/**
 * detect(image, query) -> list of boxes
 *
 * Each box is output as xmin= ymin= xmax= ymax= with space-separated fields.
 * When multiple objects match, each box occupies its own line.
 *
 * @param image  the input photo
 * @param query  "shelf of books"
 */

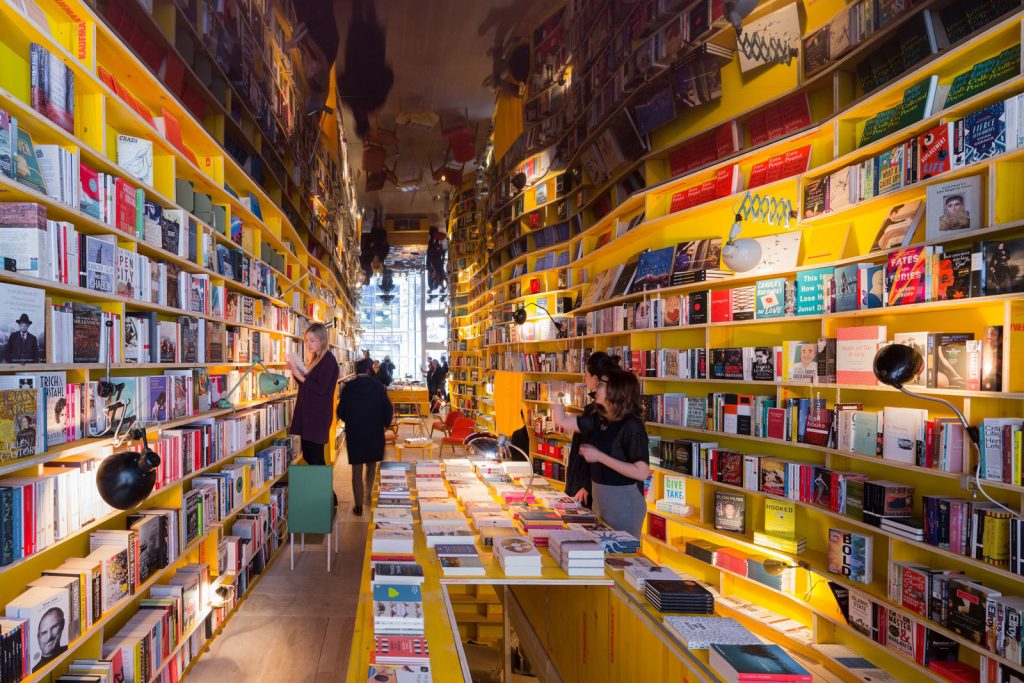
xmin=457 ymin=0 xmax=1024 ymax=679
xmin=0 ymin=0 xmax=356 ymax=680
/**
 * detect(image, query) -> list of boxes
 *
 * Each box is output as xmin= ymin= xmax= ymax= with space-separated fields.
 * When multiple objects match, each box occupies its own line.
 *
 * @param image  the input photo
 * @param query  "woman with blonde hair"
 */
xmin=288 ymin=323 xmax=341 ymax=501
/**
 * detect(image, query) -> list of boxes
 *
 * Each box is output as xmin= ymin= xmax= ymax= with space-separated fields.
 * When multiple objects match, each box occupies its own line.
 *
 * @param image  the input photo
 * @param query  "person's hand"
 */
xmin=579 ymin=444 xmax=603 ymax=464
xmin=573 ymin=487 xmax=589 ymax=505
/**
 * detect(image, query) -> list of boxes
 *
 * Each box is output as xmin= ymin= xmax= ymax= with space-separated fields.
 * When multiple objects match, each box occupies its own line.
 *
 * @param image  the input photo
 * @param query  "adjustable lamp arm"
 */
xmin=515 ymin=302 xmax=565 ymax=334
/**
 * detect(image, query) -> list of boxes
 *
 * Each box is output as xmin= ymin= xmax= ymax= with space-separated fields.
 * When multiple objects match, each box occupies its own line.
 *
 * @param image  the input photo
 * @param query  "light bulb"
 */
xmin=722 ymin=238 xmax=762 ymax=272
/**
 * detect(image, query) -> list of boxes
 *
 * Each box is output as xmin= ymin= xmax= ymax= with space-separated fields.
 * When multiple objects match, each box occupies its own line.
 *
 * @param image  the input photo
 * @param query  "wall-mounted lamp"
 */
xmin=512 ymin=302 xmax=565 ymax=336
xmin=96 ymin=425 xmax=162 ymax=509
xmin=721 ymin=214 xmax=762 ymax=272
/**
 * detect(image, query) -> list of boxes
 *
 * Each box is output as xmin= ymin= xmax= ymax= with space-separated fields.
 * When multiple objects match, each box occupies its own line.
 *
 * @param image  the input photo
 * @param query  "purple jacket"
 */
xmin=288 ymin=353 xmax=340 ymax=444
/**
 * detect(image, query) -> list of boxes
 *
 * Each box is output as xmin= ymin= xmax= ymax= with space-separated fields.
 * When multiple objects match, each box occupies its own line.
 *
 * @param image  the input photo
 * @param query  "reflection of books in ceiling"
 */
xmin=673 ymin=52 xmax=726 ymax=109
xmin=736 ymin=2 xmax=800 ymax=74
xmin=631 ymin=82 xmax=676 ymax=137
xmin=869 ymin=200 xmax=924 ymax=251
xmin=629 ymin=246 xmax=675 ymax=293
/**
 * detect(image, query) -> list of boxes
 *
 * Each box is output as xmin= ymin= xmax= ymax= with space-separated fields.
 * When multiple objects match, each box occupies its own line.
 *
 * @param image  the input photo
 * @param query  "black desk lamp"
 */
xmin=873 ymin=343 xmax=1017 ymax=517
xmin=512 ymin=302 xmax=565 ymax=337
xmin=96 ymin=425 xmax=161 ymax=509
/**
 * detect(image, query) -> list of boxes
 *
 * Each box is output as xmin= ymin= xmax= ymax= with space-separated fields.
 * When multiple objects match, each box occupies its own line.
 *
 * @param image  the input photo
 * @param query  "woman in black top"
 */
xmin=557 ymin=368 xmax=650 ymax=537
xmin=554 ymin=352 xmax=620 ymax=505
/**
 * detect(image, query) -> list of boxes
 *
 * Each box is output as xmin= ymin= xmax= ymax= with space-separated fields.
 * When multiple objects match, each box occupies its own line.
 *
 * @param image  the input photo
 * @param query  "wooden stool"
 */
xmin=396 ymin=439 xmax=434 ymax=461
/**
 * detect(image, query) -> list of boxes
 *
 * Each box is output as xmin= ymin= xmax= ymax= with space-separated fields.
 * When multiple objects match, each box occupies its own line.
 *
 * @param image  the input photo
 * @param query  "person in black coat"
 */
xmin=5 ymin=313 xmax=40 ymax=363
xmin=337 ymin=357 xmax=393 ymax=515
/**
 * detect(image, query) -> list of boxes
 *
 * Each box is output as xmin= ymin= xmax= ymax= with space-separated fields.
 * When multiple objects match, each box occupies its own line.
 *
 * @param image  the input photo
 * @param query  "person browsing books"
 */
xmin=288 ymin=323 xmax=341 ymax=502
xmin=552 ymin=351 xmax=621 ymax=506
xmin=337 ymin=357 xmax=394 ymax=516
xmin=555 ymin=367 xmax=650 ymax=538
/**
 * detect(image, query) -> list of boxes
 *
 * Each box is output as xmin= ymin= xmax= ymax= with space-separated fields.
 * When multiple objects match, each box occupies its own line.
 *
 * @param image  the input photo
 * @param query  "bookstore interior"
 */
xmin=4 ymin=0 xmax=1024 ymax=681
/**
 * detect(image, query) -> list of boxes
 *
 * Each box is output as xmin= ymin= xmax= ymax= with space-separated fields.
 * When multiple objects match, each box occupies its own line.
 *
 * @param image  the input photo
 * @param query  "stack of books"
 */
xmin=470 ymin=510 xmax=514 ymax=529
xmin=663 ymin=616 xmax=763 ymax=650
xmin=585 ymin=527 xmax=641 ymax=554
xmin=434 ymin=544 xmax=485 ymax=577
xmin=493 ymin=535 xmax=543 ymax=577
xmin=372 ymin=634 xmax=430 ymax=668
xmin=373 ymin=508 xmax=414 ymax=525
xmin=625 ymin=563 xmax=683 ymax=592
xmin=421 ymin=519 xmax=474 ymax=547
xmin=550 ymin=537 xmax=605 ymax=577
xmin=684 ymin=539 xmax=721 ymax=564
xmin=644 ymin=579 xmax=716 ymax=614
xmin=371 ymin=529 xmax=414 ymax=555
xmin=746 ymin=557 xmax=796 ymax=593
xmin=372 ymin=583 xmax=424 ymax=635
xmin=753 ymin=531 xmax=807 ymax=554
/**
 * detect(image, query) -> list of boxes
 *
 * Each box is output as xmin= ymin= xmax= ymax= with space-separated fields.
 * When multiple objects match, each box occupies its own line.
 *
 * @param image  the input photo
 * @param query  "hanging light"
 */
xmin=721 ymin=214 xmax=762 ymax=272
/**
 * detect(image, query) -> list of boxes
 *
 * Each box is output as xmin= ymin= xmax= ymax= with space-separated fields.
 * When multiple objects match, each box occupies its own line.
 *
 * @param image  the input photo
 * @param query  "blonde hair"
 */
xmin=305 ymin=323 xmax=330 ymax=367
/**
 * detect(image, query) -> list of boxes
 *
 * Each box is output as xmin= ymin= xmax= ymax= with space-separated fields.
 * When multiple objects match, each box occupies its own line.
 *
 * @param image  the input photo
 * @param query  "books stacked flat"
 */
xmin=714 ymin=547 xmax=751 ymax=576
xmin=663 ymin=616 xmax=763 ymax=650
xmin=605 ymin=556 xmax=657 ymax=573
xmin=479 ymin=526 xmax=519 ymax=548
xmin=503 ymin=461 xmax=533 ymax=478
xmin=625 ymin=563 xmax=683 ymax=592
xmin=753 ymin=531 xmax=807 ymax=554
xmin=421 ymin=521 xmax=474 ymax=547
xmin=746 ymin=557 xmax=796 ymax=593
xmin=516 ymin=509 xmax=563 ymax=530
xmin=371 ymin=529 xmax=414 ymax=555
xmin=372 ymin=584 xmax=424 ymax=635
xmin=434 ymin=544 xmax=485 ymax=577
xmin=684 ymin=539 xmax=721 ymax=564
xmin=879 ymin=516 xmax=924 ymax=541
xmin=588 ymin=528 xmax=641 ymax=554
xmin=709 ymin=643 xmax=811 ymax=682
xmin=371 ymin=562 xmax=424 ymax=586
xmin=418 ymin=497 xmax=459 ymax=512
xmin=470 ymin=510 xmax=514 ymax=529
xmin=373 ymin=634 xmax=430 ymax=667
xmin=554 ymin=540 xmax=605 ymax=577
xmin=374 ymin=508 xmax=414 ymax=525
xmin=420 ymin=510 xmax=466 ymax=525
xmin=644 ymin=579 xmax=715 ymax=614
xmin=493 ymin=535 xmax=543 ymax=577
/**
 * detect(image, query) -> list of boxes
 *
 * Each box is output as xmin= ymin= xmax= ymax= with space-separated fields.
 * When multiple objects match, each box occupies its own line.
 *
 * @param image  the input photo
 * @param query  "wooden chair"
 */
xmin=393 ymin=401 xmax=428 ymax=438
xmin=430 ymin=410 xmax=463 ymax=439
xmin=287 ymin=465 xmax=338 ymax=571
xmin=440 ymin=416 xmax=477 ymax=457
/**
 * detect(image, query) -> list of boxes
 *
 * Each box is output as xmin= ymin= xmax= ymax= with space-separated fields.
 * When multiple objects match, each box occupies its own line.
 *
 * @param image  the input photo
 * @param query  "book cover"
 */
xmin=795 ymin=267 xmax=832 ymax=315
xmin=832 ymin=265 xmax=863 ymax=313
xmin=14 ymin=129 xmax=46 ymax=195
xmin=828 ymin=528 xmax=873 ymax=584
xmin=0 ymin=282 xmax=45 ymax=364
xmin=983 ymin=235 xmax=1024 ymax=295
xmin=743 ymin=232 xmax=802 ymax=277
xmin=964 ymin=100 xmax=1006 ymax=163
xmin=764 ymin=499 xmax=796 ymax=539
xmin=925 ymin=175 xmax=982 ymax=241
xmin=116 ymin=135 xmax=154 ymax=187
xmin=935 ymin=245 xmax=972 ymax=300
xmin=0 ymin=110 xmax=13 ymax=179
xmin=803 ymin=26 xmax=830 ymax=76
xmin=630 ymin=246 xmax=675 ymax=292
xmin=870 ymin=200 xmax=924 ymax=251
xmin=671 ymin=238 xmax=722 ymax=282
xmin=802 ymin=176 xmax=829 ymax=218
xmin=709 ymin=644 xmax=811 ymax=681
xmin=885 ymin=247 xmax=927 ymax=306
xmin=881 ymin=406 xmax=926 ymax=463
xmin=836 ymin=325 xmax=886 ymax=385
xmin=892 ymin=332 xmax=928 ymax=386
xmin=754 ymin=278 xmax=785 ymax=318
xmin=897 ymin=76 xmax=939 ymax=129
xmin=917 ymin=123 xmax=954 ymax=180
xmin=29 ymin=44 xmax=74 ymax=134
xmin=713 ymin=490 xmax=745 ymax=533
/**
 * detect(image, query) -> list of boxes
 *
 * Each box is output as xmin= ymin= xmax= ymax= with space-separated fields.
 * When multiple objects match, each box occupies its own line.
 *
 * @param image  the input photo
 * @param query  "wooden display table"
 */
xmin=395 ymin=438 xmax=435 ymax=461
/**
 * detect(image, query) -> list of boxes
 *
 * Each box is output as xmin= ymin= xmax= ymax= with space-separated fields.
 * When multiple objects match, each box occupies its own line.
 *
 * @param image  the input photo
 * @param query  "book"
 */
xmin=983 ymin=237 xmax=1024 ymax=294
xmin=708 ymin=644 xmax=811 ymax=682
xmin=764 ymin=499 xmax=796 ymax=540
xmin=115 ymin=135 xmax=154 ymax=187
xmin=4 ymin=584 xmax=71 ymax=672
xmin=869 ymin=200 xmax=923 ymax=251
xmin=29 ymin=44 xmax=74 ymax=134
xmin=925 ymin=175 xmax=982 ymax=241
xmin=754 ymin=278 xmax=786 ymax=319
xmin=0 ymin=282 xmax=45 ymax=363
xmin=663 ymin=616 xmax=761 ymax=650
xmin=14 ymin=129 xmax=47 ymax=194
xmin=836 ymin=325 xmax=886 ymax=386
xmin=828 ymin=528 xmax=873 ymax=584
xmin=630 ymin=246 xmax=675 ymax=292
xmin=885 ymin=247 xmax=928 ymax=306
xmin=713 ymin=491 xmax=745 ymax=533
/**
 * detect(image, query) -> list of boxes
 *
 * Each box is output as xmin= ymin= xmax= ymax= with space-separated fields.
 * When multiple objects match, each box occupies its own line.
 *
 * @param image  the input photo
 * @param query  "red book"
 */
xmin=747 ymin=110 xmax=768 ymax=147
xmin=886 ymin=247 xmax=928 ymax=306
xmin=778 ymin=146 xmax=812 ymax=178
xmin=669 ymin=190 xmax=688 ymax=213
xmin=647 ymin=513 xmax=667 ymax=541
xmin=710 ymin=289 xmax=733 ymax=323
xmin=529 ymin=278 xmax=540 ymax=294
xmin=714 ymin=165 xmax=740 ymax=198
xmin=927 ymin=661 xmax=978 ymax=683
xmin=714 ymin=122 xmax=741 ymax=158
xmin=766 ymin=408 xmax=787 ymax=440
xmin=115 ymin=177 xmax=137 ymax=234
xmin=714 ymin=547 xmax=749 ymax=575
xmin=917 ymin=123 xmax=953 ymax=180
xmin=698 ymin=180 xmax=717 ymax=205
xmin=683 ymin=184 xmax=703 ymax=209
xmin=748 ymin=161 xmax=768 ymax=188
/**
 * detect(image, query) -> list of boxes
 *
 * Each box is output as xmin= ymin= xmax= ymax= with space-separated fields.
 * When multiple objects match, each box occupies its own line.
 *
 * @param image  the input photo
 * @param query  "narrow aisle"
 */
xmin=186 ymin=454 xmax=372 ymax=683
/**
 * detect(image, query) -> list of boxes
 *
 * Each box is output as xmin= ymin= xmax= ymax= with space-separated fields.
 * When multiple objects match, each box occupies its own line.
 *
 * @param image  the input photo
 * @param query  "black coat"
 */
xmin=336 ymin=375 xmax=393 ymax=464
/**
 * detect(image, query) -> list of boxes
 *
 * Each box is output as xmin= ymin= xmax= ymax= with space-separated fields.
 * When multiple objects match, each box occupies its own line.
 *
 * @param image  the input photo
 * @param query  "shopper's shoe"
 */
xmin=353 ymin=505 xmax=363 ymax=516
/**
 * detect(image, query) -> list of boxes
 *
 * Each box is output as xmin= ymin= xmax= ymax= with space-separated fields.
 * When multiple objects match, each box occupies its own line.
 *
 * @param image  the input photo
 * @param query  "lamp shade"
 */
xmin=511 ymin=172 xmax=528 ymax=191
xmin=96 ymin=448 xmax=161 ymax=509
xmin=465 ymin=432 xmax=502 ymax=460
xmin=258 ymin=372 xmax=289 ymax=395
xmin=873 ymin=343 xmax=924 ymax=388
xmin=511 ymin=307 xmax=527 ymax=325
xmin=722 ymin=238 xmax=762 ymax=272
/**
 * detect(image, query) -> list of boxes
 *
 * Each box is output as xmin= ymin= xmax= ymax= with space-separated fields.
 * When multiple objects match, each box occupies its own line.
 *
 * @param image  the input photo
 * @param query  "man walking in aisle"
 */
xmin=337 ymin=357 xmax=393 ymax=516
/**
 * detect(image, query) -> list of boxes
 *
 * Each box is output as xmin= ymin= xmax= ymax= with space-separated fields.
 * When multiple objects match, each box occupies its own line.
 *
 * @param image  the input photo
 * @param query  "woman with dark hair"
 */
xmin=555 ymin=368 xmax=649 ymax=537
xmin=337 ymin=357 xmax=394 ymax=515
xmin=553 ymin=351 xmax=621 ymax=505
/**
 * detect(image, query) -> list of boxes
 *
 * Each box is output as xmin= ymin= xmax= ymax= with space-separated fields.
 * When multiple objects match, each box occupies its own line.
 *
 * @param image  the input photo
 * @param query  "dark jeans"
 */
xmin=351 ymin=462 xmax=377 ymax=505
xmin=301 ymin=440 xmax=337 ymax=505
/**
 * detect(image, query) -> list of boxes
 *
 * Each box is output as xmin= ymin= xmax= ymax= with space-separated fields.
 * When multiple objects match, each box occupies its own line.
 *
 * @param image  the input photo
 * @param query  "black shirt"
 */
xmin=579 ymin=412 xmax=648 ymax=493
xmin=565 ymin=403 xmax=598 ymax=497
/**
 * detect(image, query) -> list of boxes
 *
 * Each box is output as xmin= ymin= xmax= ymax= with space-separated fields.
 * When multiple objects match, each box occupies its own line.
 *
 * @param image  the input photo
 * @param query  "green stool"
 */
xmin=287 ymin=465 xmax=339 ymax=571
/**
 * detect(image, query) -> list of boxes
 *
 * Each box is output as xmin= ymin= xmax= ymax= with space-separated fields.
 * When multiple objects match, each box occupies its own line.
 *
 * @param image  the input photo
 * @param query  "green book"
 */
xmin=897 ymin=76 xmax=939 ymax=129
xmin=964 ymin=44 xmax=1020 ymax=100
xmin=845 ymin=479 xmax=865 ymax=520
xmin=851 ymin=411 xmax=879 ymax=455
xmin=14 ymin=128 xmax=46 ymax=194
xmin=135 ymin=188 xmax=146 ymax=240
xmin=860 ymin=106 xmax=902 ymax=145
xmin=944 ymin=69 xmax=973 ymax=108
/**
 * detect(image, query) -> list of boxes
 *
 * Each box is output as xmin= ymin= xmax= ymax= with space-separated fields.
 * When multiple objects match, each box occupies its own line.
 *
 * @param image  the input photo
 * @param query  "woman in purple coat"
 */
xmin=288 ymin=323 xmax=340 ymax=500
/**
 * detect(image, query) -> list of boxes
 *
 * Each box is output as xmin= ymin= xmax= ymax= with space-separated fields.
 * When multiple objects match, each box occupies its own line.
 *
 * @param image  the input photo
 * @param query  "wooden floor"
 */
xmin=187 ymin=448 xmax=386 ymax=683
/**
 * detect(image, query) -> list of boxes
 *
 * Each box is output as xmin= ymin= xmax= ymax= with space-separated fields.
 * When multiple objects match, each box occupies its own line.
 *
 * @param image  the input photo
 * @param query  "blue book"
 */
xmin=630 ymin=246 xmax=675 ymax=293
xmin=372 ymin=584 xmax=423 ymax=602
xmin=964 ymin=101 xmax=1006 ymax=164
xmin=631 ymin=84 xmax=676 ymax=136
xmin=795 ymin=267 xmax=833 ymax=315
xmin=832 ymin=264 xmax=865 ymax=312
xmin=709 ymin=644 xmax=811 ymax=680
xmin=859 ymin=264 xmax=885 ymax=309
xmin=755 ymin=278 xmax=786 ymax=318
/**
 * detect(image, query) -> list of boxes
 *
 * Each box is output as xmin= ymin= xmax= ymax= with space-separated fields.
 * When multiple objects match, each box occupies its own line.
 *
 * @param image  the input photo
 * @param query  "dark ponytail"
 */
xmin=586 ymin=351 xmax=621 ymax=377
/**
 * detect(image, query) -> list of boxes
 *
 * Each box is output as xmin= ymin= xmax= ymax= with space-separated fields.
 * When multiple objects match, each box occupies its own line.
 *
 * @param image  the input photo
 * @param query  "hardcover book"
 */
xmin=630 ymin=246 xmax=675 ymax=292
xmin=869 ymin=200 xmax=923 ymax=251
xmin=836 ymin=325 xmax=886 ymax=385
xmin=885 ymin=247 xmax=928 ymax=306
xmin=713 ymin=491 xmax=745 ymax=533
xmin=828 ymin=528 xmax=873 ymax=584
xmin=709 ymin=644 xmax=811 ymax=682
xmin=925 ymin=175 xmax=982 ymax=241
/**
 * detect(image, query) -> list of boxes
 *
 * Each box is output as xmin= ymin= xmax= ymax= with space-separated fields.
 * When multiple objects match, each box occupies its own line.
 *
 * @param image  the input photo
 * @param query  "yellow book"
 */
xmin=764 ymin=499 xmax=796 ymax=540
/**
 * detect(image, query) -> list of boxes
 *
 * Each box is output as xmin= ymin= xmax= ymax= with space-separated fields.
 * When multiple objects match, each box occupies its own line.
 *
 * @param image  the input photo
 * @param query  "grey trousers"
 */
xmin=592 ymin=480 xmax=646 ymax=539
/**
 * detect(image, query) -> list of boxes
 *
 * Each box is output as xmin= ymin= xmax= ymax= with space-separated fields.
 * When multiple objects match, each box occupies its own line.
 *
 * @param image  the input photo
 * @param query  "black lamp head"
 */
xmin=873 ymin=343 xmax=924 ymax=389
xmin=512 ymin=307 xmax=527 ymax=325
xmin=511 ymin=172 xmax=527 ymax=192
xmin=96 ymin=428 xmax=161 ymax=509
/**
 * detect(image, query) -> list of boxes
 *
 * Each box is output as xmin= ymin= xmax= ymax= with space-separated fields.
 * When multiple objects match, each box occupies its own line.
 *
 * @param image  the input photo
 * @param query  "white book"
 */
xmin=116 ymin=135 xmax=154 ymax=187
xmin=881 ymin=407 xmax=927 ymax=464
